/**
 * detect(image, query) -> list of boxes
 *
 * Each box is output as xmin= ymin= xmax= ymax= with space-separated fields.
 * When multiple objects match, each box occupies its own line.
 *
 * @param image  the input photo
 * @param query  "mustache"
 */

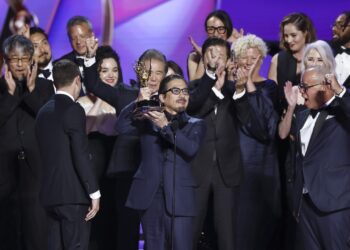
xmin=176 ymin=98 xmax=187 ymax=102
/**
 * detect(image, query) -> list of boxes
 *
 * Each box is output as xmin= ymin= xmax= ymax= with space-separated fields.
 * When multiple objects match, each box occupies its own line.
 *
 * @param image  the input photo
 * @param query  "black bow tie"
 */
xmin=75 ymin=58 xmax=85 ymax=67
xmin=39 ymin=69 xmax=51 ymax=79
xmin=310 ymin=106 xmax=330 ymax=118
xmin=150 ymin=95 xmax=159 ymax=102
xmin=336 ymin=47 xmax=350 ymax=55
xmin=310 ymin=109 xmax=319 ymax=118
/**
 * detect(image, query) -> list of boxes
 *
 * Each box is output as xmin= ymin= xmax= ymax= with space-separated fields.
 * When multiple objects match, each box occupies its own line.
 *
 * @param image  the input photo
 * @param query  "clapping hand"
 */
xmin=235 ymin=67 xmax=248 ymax=93
xmin=227 ymin=28 xmax=244 ymax=43
xmin=284 ymin=81 xmax=298 ymax=108
xmin=214 ymin=64 xmax=226 ymax=91
xmin=26 ymin=61 xmax=38 ymax=93
xmin=189 ymin=36 xmax=202 ymax=56
xmin=226 ymin=58 xmax=238 ymax=82
xmin=4 ymin=64 xmax=16 ymax=95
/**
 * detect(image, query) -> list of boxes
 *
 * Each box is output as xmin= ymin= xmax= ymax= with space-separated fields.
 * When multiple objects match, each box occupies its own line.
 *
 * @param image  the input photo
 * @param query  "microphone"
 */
xmin=170 ymin=116 xmax=178 ymax=250
xmin=170 ymin=119 xmax=179 ymax=133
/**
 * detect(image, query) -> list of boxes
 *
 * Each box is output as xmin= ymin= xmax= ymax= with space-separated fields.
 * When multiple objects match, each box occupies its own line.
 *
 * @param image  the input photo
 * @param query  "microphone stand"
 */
xmin=170 ymin=121 xmax=178 ymax=250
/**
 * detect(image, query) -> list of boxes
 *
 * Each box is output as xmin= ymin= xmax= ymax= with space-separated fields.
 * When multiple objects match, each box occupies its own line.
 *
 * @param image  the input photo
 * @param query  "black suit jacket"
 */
xmin=35 ymin=94 xmax=98 ymax=207
xmin=83 ymin=62 xmax=140 ymax=174
xmin=55 ymin=51 xmax=81 ymax=65
xmin=188 ymin=74 xmax=271 ymax=187
xmin=291 ymin=92 xmax=350 ymax=214
xmin=0 ymin=76 xmax=54 ymax=198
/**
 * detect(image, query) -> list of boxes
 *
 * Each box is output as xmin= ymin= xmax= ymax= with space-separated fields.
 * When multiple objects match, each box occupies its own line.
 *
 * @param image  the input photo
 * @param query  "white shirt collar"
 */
xmin=42 ymin=61 xmax=53 ymax=71
xmin=56 ymin=90 xmax=75 ymax=101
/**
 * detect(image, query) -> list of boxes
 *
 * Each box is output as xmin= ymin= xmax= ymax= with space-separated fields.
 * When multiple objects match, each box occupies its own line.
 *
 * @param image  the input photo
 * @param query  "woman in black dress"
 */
xmin=231 ymin=34 xmax=281 ymax=250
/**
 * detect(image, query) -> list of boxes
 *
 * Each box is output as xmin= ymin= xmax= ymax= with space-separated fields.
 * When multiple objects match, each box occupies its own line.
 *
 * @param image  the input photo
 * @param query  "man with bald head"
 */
xmin=289 ymin=66 xmax=350 ymax=249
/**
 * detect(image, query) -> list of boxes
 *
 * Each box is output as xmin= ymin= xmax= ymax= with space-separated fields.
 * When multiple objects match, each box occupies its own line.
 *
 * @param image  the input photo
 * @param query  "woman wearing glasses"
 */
xmin=187 ymin=10 xmax=243 ymax=81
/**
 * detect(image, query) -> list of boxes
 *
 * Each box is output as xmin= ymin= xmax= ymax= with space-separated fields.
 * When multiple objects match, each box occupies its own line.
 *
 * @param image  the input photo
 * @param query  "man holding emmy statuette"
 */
xmin=116 ymin=74 xmax=206 ymax=250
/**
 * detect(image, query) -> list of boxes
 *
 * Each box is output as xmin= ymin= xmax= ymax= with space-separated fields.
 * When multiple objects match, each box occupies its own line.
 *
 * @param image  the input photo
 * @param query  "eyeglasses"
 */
xmin=165 ymin=87 xmax=190 ymax=95
xmin=332 ymin=22 xmax=350 ymax=29
xmin=7 ymin=56 xmax=31 ymax=64
xmin=298 ymin=82 xmax=323 ymax=92
xmin=206 ymin=26 xmax=227 ymax=35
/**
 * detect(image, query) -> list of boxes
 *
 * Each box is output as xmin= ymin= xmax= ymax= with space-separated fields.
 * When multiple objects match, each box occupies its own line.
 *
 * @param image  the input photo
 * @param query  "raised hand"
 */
xmin=214 ymin=64 xmax=226 ymax=91
xmin=188 ymin=36 xmax=202 ymax=56
xmin=325 ymin=73 xmax=343 ymax=95
xmin=247 ymin=55 xmax=261 ymax=81
xmin=17 ymin=24 xmax=30 ymax=38
xmin=235 ymin=67 xmax=248 ymax=93
xmin=226 ymin=58 xmax=238 ymax=82
xmin=4 ymin=64 xmax=16 ymax=95
xmin=86 ymin=35 xmax=98 ymax=58
xmin=26 ymin=61 xmax=38 ymax=93
xmin=284 ymin=81 xmax=298 ymax=108
xmin=227 ymin=27 xmax=244 ymax=43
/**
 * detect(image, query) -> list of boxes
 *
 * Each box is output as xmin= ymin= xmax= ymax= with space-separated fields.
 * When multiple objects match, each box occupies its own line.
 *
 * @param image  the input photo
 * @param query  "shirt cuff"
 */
xmin=337 ymin=87 xmax=346 ymax=97
xmin=84 ymin=57 xmax=96 ymax=67
xmin=89 ymin=190 xmax=101 ymax=199
xmin=233 ymin=89 xmax=246 ymax=100
xmin=211 ymin=86 xmax=224 ymax=99
xmin=206 ymin=69 xmax=216 ymax=80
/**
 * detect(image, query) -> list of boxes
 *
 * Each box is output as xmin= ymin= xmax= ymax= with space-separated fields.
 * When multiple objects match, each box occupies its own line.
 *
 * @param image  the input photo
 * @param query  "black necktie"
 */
xmin=39 ymin=69 xmax=51 ymax=79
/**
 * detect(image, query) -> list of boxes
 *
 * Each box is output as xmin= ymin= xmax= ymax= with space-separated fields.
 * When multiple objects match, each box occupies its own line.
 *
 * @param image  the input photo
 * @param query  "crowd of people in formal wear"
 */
xmin=0 ymin=8 xmax=350 ymax=250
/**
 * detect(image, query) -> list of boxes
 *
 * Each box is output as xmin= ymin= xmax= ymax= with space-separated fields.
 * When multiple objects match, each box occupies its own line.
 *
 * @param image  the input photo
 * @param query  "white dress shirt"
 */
xmin=300 ymin=88 xmax=346 ymax=156
xmin=205 ymin=70 xmax=245 ymax=114
xmin=335 ymin=46 xmax=350 ymax=85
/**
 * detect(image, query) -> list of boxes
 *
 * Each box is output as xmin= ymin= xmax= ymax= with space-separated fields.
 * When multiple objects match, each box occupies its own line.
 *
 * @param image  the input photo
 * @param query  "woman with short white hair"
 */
xmin=231 ymin=34 xmax=282 ymax=250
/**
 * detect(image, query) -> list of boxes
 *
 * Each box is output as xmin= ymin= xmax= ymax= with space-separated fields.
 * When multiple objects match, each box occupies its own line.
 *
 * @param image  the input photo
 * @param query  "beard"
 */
xmin=333 ymin=32 xmax=350 ymax=46
xmin=37 ymin=55 xmax=51 ymax=68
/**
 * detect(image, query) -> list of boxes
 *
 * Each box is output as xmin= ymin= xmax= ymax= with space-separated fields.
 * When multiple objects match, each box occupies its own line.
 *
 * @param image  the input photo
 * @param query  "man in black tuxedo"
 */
xmin=29 ymin=27 xmax=54 ymax=84
xmin=35 ymin=59 xmax=100 ymax=250
xmin=332 ymin=11 xmax=350 ymax=87
xmin=0 ymin=35 xmax=54 ymax=250
xmin=287 ymin=66 xmax=350 ymax=250
xmin=188 ymin=37 xmax=272 ymax=250
xmin=56 ymin=15 xmax=97 ymax=95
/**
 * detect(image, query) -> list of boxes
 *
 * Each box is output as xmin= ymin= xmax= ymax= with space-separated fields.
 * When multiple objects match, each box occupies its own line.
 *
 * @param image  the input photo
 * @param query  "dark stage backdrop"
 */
xmin=0 ymin=0 xmax=347 ymax=82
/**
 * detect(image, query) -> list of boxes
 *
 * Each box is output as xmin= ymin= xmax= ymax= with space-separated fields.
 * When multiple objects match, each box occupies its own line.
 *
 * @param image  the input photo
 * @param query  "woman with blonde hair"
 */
xmin=231 ymin=34 xmax=281 ymax=250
